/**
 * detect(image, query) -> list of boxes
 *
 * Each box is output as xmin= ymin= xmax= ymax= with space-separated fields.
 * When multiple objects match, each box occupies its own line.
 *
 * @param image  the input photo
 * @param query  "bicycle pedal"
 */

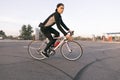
xmin=49 ymin=50 xmax=55 ymax=56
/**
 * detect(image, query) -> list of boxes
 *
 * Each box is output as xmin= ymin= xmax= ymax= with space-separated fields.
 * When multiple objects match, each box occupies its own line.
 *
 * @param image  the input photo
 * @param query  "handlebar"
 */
xmin=67 ymin=31 xmax=74 ymax=36
xmin=53 ymin=31 xmax=74 ymax=40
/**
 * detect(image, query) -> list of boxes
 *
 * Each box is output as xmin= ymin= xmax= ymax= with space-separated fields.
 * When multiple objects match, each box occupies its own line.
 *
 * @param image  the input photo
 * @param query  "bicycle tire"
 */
xmin=60 ymin=40 xmax=83 ymax=61
xmin=28 ymin=40 xmax=47 ymax=60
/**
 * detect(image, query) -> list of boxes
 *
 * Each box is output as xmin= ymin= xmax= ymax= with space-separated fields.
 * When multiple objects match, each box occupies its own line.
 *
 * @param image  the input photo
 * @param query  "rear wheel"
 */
xmin=28 ymin=40 xmax=47 ymax=60
xmin=60 ymin=41 xmax=83 ymax=61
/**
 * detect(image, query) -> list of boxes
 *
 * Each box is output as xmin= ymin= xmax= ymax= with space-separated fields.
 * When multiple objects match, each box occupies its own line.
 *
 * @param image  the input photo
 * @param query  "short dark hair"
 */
xmin=56 ymin=3 xmax=64 ymax=8
xmin=55 ymin=3 xmax=64 ymax=12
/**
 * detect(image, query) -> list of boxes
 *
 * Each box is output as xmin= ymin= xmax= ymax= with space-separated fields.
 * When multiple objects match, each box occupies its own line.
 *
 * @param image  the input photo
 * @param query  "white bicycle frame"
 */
xmin=52 ymin=32 xmax=72 ymax=53
xmin=41 ymin=32 xmax=72 ymax=53
xmin=53 ymin=36 xmax=67 ymax=50
xmin=38 ymin=31 xmax=73 ymax=56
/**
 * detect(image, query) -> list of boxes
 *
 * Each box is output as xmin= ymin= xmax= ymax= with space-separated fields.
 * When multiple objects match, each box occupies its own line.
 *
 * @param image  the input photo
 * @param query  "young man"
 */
xmin=39 ymin=3 xmax=72 ymax=57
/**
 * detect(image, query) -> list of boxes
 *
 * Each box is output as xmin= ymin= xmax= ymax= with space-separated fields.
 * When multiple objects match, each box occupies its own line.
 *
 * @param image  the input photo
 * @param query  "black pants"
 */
xmin=41 ymin=27 xmax=60 ymax=52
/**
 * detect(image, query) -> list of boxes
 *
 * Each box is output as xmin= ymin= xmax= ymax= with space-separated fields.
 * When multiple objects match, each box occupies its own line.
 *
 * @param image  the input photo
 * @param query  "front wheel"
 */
xmin=60 ymin=41 xmax=83 ymax=61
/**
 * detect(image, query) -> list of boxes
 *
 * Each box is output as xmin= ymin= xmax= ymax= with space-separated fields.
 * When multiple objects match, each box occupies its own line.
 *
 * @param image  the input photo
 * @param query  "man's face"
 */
xmin=57 ymin=5 xmax=64 ymax=14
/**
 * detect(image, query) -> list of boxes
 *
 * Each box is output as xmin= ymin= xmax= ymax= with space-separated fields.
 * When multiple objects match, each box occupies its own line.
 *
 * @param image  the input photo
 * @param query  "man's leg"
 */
xmin=50 ymin=28 xmax=60 ymax=37
xmin=44 ymin=33 xmax=55 ymax=53
xmin=41 ymin=27 xmax=54 ymax=57
xmin=41 ymin=27 xmax=59 ymax=57
xmin=49 ymin=28 xmax=60 ymax=45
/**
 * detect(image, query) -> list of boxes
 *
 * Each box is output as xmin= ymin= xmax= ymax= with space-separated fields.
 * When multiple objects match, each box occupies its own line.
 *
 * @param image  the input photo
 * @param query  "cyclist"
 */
xmin=39 ymin=3 xmax=72 ymax=57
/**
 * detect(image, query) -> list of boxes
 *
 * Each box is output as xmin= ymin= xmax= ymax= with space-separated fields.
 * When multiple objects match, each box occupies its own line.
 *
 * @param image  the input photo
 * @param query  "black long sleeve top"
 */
xmin=42 ymin=11 xmax=69 ymax=36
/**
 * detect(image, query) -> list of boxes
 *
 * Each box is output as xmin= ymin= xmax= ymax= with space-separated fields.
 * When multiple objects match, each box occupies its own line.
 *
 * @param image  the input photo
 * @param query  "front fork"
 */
xmin=65 ymin=41 xmax=72 ymax=53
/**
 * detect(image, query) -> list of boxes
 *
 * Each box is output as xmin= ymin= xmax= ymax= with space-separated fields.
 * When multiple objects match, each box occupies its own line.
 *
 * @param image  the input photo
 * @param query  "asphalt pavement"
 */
xmin=0 ymin=40 xmax=120 ymax=80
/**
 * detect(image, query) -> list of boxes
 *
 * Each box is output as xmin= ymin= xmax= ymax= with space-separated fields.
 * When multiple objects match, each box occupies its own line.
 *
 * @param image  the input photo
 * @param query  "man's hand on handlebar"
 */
xmin=68 ymin=30 xmax=74 ymax=36
xmin=65 ymin=30 xmax=74 ymax=41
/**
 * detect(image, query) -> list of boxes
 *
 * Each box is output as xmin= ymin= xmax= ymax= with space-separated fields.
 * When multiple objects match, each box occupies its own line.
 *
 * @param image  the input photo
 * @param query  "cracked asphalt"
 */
xmin=0 ymin=40 xmax=120 ymax=80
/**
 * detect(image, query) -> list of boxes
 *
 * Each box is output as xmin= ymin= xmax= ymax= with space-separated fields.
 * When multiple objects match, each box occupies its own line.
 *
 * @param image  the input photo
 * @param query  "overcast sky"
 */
xmin=0 ymin=0 xmax=120 ymax=37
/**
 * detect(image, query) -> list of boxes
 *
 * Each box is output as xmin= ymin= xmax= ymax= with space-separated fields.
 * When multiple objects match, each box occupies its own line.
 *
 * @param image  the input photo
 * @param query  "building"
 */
xmin=103 ymin=32 xmax=120 ymax=41
xmin=35 ymin=28 xmax=40 ymax=40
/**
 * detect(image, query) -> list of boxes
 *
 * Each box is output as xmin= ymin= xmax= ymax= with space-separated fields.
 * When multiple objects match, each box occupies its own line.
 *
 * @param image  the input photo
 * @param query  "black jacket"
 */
xmin=42 ymin=11 xmax=69 ymax=36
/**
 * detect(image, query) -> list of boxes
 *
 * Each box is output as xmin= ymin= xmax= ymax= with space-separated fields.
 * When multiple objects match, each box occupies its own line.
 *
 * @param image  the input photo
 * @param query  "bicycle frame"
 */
xmin=40 ymin=31 xmax=73 ymax=53
xmin=53 ymin=37 xmax=67 ymax=51
xmin=53 ymin=31 xmax=74 ymax=51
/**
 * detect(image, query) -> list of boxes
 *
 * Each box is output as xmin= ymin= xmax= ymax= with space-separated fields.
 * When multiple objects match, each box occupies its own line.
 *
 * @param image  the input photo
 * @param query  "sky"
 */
xmin=0 ymin=0 xmax=120 ymax=37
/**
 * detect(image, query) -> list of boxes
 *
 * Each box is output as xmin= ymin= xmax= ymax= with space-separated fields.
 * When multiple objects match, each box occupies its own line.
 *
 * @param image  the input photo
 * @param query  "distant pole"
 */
xmin=102 ymin=35 xmax=105 ymax=41
xmin=92 ymin=35 xmax=96 ymax=41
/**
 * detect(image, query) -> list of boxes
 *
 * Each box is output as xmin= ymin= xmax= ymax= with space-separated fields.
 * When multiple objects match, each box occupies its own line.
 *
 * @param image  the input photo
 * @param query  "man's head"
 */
xmin=56 ymin=3 xmax=64 ymax=14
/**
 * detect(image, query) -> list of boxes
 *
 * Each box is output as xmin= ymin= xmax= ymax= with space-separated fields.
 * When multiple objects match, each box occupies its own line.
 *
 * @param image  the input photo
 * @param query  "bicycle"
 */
xmin=28 ymin=31 xmax=83 ymax=61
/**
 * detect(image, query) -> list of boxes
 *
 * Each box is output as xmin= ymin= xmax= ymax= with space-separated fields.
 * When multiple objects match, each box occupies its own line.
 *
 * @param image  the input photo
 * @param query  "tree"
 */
xmin=0 ymin=30 xmax=6 ymax=38
xmin=7 ymin=35 xmax=14 ymax=39
xmin=19 ymin=24 xmax=33 ymax=40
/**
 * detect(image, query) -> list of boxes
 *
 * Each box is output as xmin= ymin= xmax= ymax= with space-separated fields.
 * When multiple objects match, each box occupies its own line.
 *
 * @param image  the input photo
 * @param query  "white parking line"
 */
xmin=23 ymin=46 xmax=28 ymax=48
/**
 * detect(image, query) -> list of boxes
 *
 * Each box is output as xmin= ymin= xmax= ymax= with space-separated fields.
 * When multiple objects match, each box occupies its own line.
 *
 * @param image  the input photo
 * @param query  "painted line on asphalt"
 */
xmin=23 ymin=46 xmax=28 ymax=48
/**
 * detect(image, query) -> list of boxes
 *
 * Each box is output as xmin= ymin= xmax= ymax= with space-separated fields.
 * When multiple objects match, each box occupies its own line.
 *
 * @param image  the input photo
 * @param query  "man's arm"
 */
xmin=61 ymin=19 xmax=69 ymax=31
xmin=54 ymin=13 xmax=67 ymax=36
